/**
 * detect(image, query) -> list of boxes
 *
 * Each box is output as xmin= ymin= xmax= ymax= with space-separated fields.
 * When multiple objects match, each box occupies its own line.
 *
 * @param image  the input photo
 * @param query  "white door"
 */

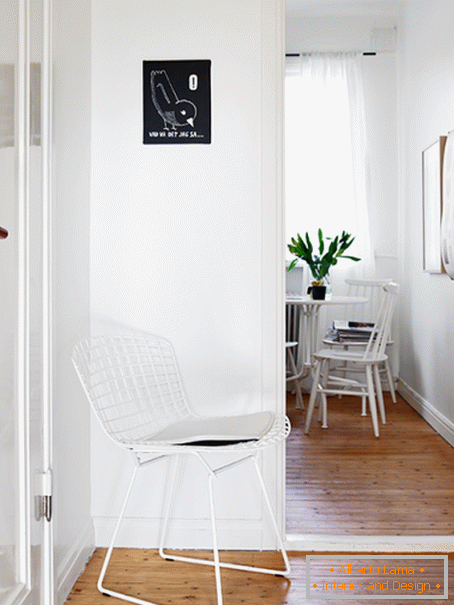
xmin=0 ymin=1 xmax=53 ymax=604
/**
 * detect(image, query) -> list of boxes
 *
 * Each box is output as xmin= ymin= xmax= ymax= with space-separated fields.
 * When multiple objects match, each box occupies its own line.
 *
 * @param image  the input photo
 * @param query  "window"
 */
xmin=285 ymin=53 xmax=374 ymax=282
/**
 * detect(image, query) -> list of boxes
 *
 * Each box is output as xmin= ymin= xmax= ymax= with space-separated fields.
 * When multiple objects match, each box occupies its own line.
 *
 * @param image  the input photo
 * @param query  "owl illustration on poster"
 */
xmin=143 ymin=60 xmax=211 ymax=145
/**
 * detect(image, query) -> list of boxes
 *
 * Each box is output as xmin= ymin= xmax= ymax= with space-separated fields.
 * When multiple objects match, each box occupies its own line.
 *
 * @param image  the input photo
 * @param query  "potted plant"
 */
xmin=287 ymin=229 xmax=361 ymax=299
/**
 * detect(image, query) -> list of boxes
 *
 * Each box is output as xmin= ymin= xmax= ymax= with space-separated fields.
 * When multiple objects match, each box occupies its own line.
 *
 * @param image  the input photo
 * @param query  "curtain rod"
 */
xmin=286 ymin=51 xmax=377 ymax=57
xmin=285 ymin=51 xmax=399 ymax=57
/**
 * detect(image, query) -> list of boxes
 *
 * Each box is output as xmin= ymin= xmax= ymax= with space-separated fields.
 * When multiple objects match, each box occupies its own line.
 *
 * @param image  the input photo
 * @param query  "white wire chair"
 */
xmin=72 ymin=333 xmax=291 ymax=605
xmin=305 ymin=282 xmax=400 ymax=438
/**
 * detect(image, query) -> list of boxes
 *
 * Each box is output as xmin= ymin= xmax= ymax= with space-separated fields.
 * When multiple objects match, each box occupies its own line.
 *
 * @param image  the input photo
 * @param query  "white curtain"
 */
xmin=285 ymin=52 xmax=375 ymax=295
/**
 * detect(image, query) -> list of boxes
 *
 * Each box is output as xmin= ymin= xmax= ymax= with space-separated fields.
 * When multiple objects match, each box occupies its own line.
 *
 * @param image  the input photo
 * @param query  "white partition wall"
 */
xmin=51 ymin=0 xmax=93 ymax=602
xmin=90 ymin=0 xmax=285 ymax=550
xmin=398 ymin=0 xmax=454 ymax=444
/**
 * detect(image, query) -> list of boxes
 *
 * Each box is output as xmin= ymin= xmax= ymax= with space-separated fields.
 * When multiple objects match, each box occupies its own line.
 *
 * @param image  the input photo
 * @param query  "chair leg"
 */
xmin=338 ymin=352 xmax=348 ymax=399
xmin=361 ymin=392 xmax=367 ymax=416
xmin=97 ymin=463 xmax=159 ymax=605
xmin=159 ymin=454 xmax=290 ymax=578
xmin=384 ymin=359 xmax=397 ymax=403
xmin=158 ymin=454 xmax=181 ymax=559
xmin=294 ymin=381 xmax=305 ymax=410
xmin=305 ymin=359 xmax=323 ymax=434
xmin=374 ymin=364 xmax=386 ymax=425
xmin=365 ymin=366 xmax=380 ymax=437
xmin=251 ymin=457 xmax=290 ymax=576
xmin=320 ymin=360 xmax=329 ymax=429
xmin=101 ymin=452 xmax=289 ymax=605
xmin=286 ymin=348 xmax=304 ymax=410
xmin=208 ymin=473 xmax=223 ymax=605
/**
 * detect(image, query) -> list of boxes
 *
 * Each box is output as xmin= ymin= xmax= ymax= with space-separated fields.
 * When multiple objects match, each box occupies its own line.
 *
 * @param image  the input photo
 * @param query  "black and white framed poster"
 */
xmin=143 ymin=60 xmax=211 ymax=145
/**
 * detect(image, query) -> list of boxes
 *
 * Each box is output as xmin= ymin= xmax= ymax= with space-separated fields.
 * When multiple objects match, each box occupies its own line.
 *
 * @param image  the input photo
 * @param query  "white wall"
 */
xmin=397 ymin=0 xmax=454 ymax=442
xmin=286 ymin=13 xmax=397 ymax=52
xmin=52 ymin=0 xmax=93 ymax=601
xmin=90 ymin=0 xmax=284 ymax=549
xmin=362 ymin=51 xmax=400 ymax=283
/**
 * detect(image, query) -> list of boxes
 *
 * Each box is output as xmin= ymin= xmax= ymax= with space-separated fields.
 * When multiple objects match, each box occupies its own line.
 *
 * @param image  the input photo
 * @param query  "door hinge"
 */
xmin=35 ymin=470 xmax=52 ymax=522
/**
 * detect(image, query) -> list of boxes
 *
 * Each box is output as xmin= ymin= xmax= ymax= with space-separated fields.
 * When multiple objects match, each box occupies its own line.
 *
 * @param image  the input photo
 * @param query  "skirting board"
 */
xmin=397 ymin=378 xmax=454 ymax=448
xmin=286 ymin=534 xmax=454 ymax=553
xmin=93 ymin=517 xmax=277 ymax=550
xmin=56 ymin=520 xmax=95 ymax=605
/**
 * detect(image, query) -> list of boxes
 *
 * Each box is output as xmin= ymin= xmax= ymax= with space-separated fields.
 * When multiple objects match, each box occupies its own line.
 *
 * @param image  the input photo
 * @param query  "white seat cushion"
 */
xmin=148 ymin=411 xmax=276 ymax=444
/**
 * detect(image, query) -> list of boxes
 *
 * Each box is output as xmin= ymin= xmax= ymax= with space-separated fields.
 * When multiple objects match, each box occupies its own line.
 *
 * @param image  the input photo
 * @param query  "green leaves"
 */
xmin=318 ymin=228 xmax=324 ymax=255
xmin=287 ymin=229 xmax=361 ymax=284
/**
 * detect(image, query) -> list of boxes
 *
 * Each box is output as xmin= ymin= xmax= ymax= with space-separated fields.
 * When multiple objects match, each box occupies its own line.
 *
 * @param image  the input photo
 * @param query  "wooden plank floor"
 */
xmin=66 ymin=391 xmax=454 ymax=604
xmin=66 ymin=549 xmax=453 ymax=605
xmin=286 ymin=391 xmax=454 ymax=535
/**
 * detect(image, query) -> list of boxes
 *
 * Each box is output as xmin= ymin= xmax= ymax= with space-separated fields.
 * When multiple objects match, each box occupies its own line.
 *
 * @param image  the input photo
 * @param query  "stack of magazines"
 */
xmin=326 ymin=320 xmax=375 ymax=343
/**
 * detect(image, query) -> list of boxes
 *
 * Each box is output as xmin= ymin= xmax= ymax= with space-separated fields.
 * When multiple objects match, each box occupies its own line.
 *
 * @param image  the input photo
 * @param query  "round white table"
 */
xmin=286 ymin=295 xmax=368 ymax=406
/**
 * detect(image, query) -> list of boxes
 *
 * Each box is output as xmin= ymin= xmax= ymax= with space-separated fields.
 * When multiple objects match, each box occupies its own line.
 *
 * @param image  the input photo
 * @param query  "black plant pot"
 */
xmin=307 ymin=285 xmax=326 ymax=300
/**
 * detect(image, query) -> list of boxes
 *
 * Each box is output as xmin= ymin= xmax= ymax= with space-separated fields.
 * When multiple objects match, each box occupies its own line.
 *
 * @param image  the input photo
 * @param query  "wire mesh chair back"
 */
xmin=71 ymin=334 xmax=195 ymax=446
xmin=362 ymin=281 xmax=399 ymax=361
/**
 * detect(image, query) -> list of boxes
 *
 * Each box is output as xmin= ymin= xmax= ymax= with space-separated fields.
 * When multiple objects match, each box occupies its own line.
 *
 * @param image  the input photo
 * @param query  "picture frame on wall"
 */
xmin=143 ymin=59 xmax=211 ymax=145
xmin=441 ymin=129 xmax=454 ymax=279
xmin=422 ymin=136 xmax=447 ymax=273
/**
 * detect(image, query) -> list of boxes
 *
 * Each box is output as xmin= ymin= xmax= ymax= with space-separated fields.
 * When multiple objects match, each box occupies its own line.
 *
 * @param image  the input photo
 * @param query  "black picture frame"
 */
xmin=143 ymin=59 xmax=211 ymax=145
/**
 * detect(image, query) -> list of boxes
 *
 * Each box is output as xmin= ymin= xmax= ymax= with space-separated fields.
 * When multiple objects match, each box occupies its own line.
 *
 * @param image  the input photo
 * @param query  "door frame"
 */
xmin=10 ymin=1 xmax=54 ymax=603
xmin=41 ymin=0 xmax=54 ymax=600
xmin=279 ymin=17 xmax=454 ymax=555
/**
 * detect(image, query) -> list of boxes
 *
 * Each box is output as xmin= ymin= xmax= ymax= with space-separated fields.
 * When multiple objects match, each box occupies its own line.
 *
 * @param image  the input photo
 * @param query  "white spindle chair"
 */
xmin=323 ymin=278 xmax=397 ymax=407
xmin=305 ymin=281 xmax=399 ymax=437
xmin=72 ymin=333 xmax=290 ymax=605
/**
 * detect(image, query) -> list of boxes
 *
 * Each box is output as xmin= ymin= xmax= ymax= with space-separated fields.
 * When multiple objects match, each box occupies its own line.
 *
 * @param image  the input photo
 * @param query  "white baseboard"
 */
xmin=93 ymin=516 xmax=272 ymax=550
xmin=286 ymin=534 xmax=454 ymax=552
xmin=397 ymin=378 xmax=454 ymax=447
xmin=56 ymin=520 xmax=95 ymax=605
